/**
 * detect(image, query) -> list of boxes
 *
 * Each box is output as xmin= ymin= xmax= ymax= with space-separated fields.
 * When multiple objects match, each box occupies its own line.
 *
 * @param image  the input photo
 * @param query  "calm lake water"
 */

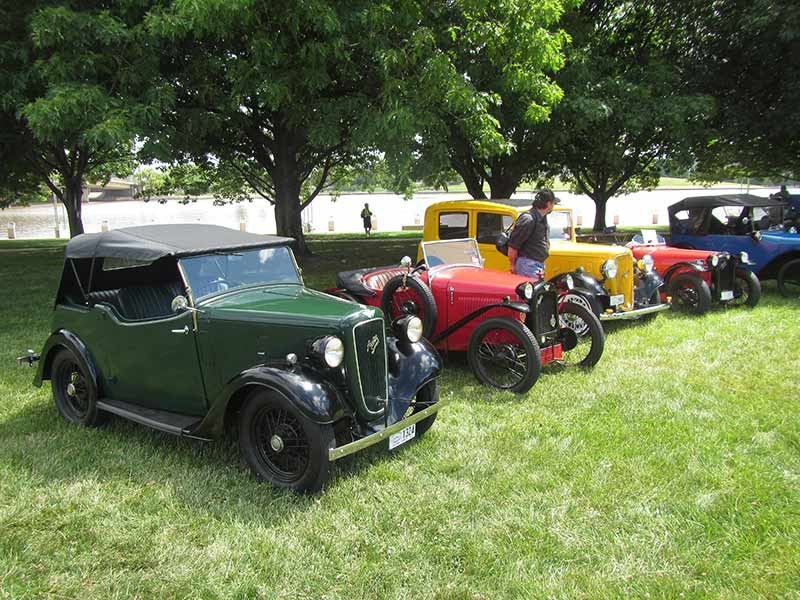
xmin=1 ymin=186 xmax=787 ymax=239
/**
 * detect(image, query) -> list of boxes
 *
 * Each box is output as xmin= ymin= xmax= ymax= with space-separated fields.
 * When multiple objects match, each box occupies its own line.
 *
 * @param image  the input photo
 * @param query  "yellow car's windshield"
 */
xmin=548 ymin=210 xmax=573 ymax=242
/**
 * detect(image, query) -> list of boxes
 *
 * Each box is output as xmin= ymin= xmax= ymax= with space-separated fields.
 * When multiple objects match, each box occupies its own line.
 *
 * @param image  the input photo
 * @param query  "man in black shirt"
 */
xmin=508 ymin=189 xmax=560 ymax=279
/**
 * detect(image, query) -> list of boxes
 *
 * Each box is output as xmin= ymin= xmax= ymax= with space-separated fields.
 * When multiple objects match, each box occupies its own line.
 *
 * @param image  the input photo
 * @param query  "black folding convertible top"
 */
xmin=668 ymin=194 xmax=780 ymax=217
xmin=65 ymin=224 xmax=293 ymax=262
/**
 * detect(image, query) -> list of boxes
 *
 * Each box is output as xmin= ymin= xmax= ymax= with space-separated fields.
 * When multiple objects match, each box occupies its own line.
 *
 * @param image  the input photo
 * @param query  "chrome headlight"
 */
xmin=707 ymin=254 xmax=719 ymax=268
xmin=565 ymin=274 xmax=574 ymax=290
xmin=312 ymin=336 xmax=344 ymax=368
xmin=405 ymin=316 xmax=424 ymax=343
xmin=739 ymin=251 xmax=749 ymax=263
xmin=638 ymin=254 xmax=654 ymax=273
xmin=601 ymin=259 xmax=618 ymax=279
xmin=517 ymin=282 xmax=534 ymax=300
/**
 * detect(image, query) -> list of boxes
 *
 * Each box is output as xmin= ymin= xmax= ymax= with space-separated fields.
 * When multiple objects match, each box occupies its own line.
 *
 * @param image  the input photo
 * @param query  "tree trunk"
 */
xmin=488 ymin=174 xmax=519 ymax=200
xmin=462 ymin=169 xmax=487 ymax=200
xmin=592 ymin=192 xmax=609 ymax=232
xmin=64 ymin=176 xmax=85 ymax=237
xmin=273 ymin=174 xmax=310 ymax=256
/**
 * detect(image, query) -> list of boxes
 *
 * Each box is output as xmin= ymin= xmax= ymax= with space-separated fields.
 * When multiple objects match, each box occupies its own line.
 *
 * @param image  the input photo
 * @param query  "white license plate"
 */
xmin=389 ymin=424 xmax=416 ymax=450
xmin=721 ymin=290 xmax=734 ymax=300
xmin=610 ymin=294 xmax=625 ymax=306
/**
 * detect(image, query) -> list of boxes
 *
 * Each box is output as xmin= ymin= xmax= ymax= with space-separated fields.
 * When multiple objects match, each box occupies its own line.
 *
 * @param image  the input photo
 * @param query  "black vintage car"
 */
xmin=20 ymin=225 xmax=445 ymax=492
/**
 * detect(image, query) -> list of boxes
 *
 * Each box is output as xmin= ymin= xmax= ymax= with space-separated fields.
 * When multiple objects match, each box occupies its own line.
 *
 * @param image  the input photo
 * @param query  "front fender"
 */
xmin=386 ymin=337 xmax=443 ymax=425
xmin=663 ymin=261 xmax=704 ymax=283
xmin=195 ymin=364 xmax=347 ymax=438
xmin=635 ymin=272 xmax=665 ymax=305
xmin=549 ymin=271 xmax=608 ymax=298
xmin=33 ymin=329 xmax=100 ymax=390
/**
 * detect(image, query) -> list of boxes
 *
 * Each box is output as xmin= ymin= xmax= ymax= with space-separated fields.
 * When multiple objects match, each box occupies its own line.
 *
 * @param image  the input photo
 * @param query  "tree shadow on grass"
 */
xmin=0 ymin=397 xmax=407 ymax=523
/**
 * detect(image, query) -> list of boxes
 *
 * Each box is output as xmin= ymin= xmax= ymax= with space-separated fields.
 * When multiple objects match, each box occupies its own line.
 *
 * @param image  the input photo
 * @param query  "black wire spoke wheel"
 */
xmin=558 ymin=302 xmax=605 ymax=367
xmin=777 ymin=258 xmax=800 ymax=299
xmin=467 ymin=317 xmax=541 ymax=394
xmin=667 ymin=273 xmax=712 ymax=315
xmin=380 ymin=275 xmax=438 ymax=337
xmin=729 ymin=268 xmax=762 ymax=307
xmin=51 ymin=349 xmax=104 ymax=426
xmin=239 ymin=390 xmax=334 ymax=492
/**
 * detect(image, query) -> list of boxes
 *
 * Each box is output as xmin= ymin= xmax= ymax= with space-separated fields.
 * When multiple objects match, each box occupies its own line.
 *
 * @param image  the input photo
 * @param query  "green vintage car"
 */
xmin=22 ymin=225 xmax=444 ymax=492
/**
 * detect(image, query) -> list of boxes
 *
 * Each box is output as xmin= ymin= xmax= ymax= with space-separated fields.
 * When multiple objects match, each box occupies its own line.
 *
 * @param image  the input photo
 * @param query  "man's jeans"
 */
xmin=514 ymin=257 xmax=545 ymax=280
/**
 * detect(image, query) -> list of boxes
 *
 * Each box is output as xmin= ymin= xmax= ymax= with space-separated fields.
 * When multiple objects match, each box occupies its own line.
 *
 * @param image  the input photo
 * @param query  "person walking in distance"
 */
xmin=360 ymin=203 xmax=373 ymax=237
xmin=508 ymin=189 xmax=560 ymax=279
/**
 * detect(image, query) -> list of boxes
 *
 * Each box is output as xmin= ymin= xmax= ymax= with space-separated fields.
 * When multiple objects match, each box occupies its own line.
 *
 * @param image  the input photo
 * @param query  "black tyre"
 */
xmin=777 ymin=258 xmax=800 ymax=299
xmin=667 ymin=272 xmax=712 ymax=315
xmin=50 ymin=348 xmax=105 ymax=427
xmin=403 ymin=379 xmax=439 ymax=437
xmin=467 ymin=317 xmax=541 ymax=394
xmin=381 ymin=274 xmax=438 ymax=338
xmin=557 ymin=302 xmax=605 ymax=367
xmin=238 ymin=389 xmax=334 ymax=493
xmin=730 ymin=268 xmax=761 ymax=307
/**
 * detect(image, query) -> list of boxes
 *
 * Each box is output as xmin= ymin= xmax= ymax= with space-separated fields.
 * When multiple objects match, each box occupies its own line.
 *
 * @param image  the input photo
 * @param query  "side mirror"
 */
xmin=400 ymin=256 xmax=413 ymax=269
xmin=171 ymin=295 xmax=190 ymax=312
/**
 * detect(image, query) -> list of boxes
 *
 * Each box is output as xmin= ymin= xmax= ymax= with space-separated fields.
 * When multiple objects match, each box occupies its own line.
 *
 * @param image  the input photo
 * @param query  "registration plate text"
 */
xmin=721 ymin=290 xmax=734 ymax=300
xmin=389 ymin=424 xmax=416 ymax=450
xmin=610 ymin=294 xmax=625 ymax=306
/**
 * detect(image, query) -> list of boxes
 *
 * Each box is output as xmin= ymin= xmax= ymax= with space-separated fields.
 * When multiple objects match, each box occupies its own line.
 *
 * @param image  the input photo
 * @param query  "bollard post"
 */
xmin=613 ymin=214 xmax=620 ymax=226
xmin=54 ymin=227 xmax=61 ymax=239
xmin=101 ymin=220 xmax=109 ymax=232
xmin=414 ymin=213 xmax=421 ymax=225
xmin=7 ymin=222 xmax=16 ymax=239
xmin=652 ymin=212 xmax=659 ymax=225
xmin=239 ymin=219 xmax=246 ymax=232
xmin=576 ymin=214 xmax=583 ymax=227
xmin=371 ymin=216 xmax=377 ymax=231
xmin=328 ymin=217 xmax=334 ymax=232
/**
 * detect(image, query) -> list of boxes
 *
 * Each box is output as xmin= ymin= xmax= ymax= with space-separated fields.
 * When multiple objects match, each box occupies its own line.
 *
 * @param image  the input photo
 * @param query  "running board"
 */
xmin=97 ymin=398 xmax=210 ymax=440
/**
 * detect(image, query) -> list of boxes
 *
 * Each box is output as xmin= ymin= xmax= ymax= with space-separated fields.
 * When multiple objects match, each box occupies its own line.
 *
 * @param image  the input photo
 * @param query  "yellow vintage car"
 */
xmin=418 ymin=199 xmax=669 ymax=320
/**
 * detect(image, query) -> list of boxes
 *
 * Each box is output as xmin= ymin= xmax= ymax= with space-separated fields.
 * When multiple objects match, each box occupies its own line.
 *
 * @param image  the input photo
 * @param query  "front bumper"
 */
xmin=600 ymin=302 xmax=670 ymax=321
xmin=328 ymin=395 xmax=448 ymax=461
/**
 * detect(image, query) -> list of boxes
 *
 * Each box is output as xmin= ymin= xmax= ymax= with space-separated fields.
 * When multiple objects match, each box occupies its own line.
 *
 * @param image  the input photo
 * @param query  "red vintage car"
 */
xmin=328 ymin=238 xmax=605 ymax=393
xmin=627 ymin=232 xmax=761 ymax=314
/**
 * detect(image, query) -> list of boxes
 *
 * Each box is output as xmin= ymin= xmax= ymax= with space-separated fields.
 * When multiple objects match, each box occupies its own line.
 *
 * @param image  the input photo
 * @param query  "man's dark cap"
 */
xmin=533 ymin=188 xmax=560 ymax=207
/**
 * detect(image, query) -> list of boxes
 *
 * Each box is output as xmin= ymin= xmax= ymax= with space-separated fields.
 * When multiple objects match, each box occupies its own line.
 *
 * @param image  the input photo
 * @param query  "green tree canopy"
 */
xmin=550 ymin=0 xmax=711 ymax=231
xmin=669 ymin=0 xmax=800 ymax=182
xmin=408 ymin=0 xmax=574 ymax=200
xmin=0 ymin=2 xmax=167 ymax=236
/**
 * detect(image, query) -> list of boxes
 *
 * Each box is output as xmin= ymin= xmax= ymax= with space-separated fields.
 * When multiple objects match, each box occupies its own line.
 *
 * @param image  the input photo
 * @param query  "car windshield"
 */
xmin=421 ymin=238 xmax=483 ymax=268
xmin=548 ymin=210 xmax=573 ymax=241
xmin=180 ymin=246 xmax=301 ymax=300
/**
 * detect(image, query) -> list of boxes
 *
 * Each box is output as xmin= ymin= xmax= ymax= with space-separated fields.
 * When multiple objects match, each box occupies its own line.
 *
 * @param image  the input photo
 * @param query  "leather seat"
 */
xmin=117 ymin=282 xmax=184 ymax=320
xmin=87 ymin=289 xmax=122 ymax=313
xmin=363 ymin=269 xmax=406 ymax=291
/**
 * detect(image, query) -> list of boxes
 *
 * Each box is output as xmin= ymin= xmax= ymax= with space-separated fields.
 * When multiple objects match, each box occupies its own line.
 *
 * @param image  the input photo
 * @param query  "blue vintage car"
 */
xmin=669 ymin=194 xmax=800 ymax=298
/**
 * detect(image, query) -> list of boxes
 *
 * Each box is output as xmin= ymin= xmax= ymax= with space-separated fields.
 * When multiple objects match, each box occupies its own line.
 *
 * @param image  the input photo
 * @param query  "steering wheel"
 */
xmin=195 ymin=278 xmax=230 ymax=297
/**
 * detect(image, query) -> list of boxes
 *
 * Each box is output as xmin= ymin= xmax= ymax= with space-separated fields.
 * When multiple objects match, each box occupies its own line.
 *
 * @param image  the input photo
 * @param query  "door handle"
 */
xmin=171 ymin=325 xmax=190 ymax=335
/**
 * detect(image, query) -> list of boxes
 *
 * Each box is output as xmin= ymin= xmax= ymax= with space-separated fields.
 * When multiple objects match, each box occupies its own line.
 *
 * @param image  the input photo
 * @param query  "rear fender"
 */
xmin=195 ymin=364 xmax=347 ymax=438
xmin=385 ymin=337 xmax=443 ymax=424
xmin=33 ymin=330 xmax=100 ymax=390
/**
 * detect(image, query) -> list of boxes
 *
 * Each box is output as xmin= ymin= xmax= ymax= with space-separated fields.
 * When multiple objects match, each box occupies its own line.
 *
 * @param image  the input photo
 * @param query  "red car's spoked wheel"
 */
xmin=380 ymin=275 xmax=438 ymax=337
xmin=467 ymin=317 xmax=541 ymax=394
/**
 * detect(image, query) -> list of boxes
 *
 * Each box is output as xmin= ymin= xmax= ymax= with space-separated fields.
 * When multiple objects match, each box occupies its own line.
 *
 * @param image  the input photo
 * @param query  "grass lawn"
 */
xmin=1 ymin=239 xmax=799 ymax=599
